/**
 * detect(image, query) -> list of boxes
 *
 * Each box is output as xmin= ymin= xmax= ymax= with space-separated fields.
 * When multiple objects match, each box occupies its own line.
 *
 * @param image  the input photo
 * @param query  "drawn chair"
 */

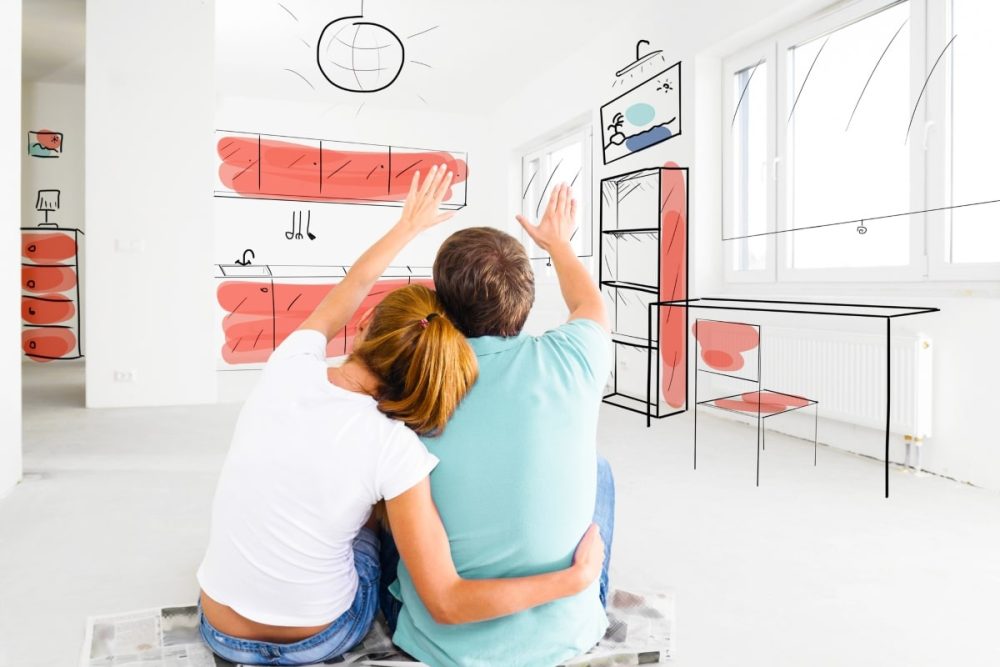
xmin=692 ymin=319 xmax=819 ymax=486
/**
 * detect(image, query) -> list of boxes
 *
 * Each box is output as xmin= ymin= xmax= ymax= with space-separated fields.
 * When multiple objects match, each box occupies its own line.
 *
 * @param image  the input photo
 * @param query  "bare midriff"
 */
xmin=199 ymin=590 xmax=332 ymax=643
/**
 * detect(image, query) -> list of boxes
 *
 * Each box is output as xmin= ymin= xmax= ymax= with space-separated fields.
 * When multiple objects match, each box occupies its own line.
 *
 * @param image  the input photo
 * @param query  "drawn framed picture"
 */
xmin=600 ymin=61 xmax=681 ymax=164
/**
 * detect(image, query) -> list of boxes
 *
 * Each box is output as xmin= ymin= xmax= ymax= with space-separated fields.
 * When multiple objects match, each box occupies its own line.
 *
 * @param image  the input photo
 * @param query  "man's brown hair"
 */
xmin=433 ymin=227 xmax=535 ymax=338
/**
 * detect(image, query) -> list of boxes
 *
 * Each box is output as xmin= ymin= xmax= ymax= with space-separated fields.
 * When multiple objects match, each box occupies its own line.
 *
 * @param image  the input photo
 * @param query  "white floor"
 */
xmin=3 ymin=362 xmax=1000 ymax=667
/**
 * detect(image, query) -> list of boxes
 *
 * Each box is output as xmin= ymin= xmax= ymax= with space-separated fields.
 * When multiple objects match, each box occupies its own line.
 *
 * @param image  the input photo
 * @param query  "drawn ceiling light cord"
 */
xmin=721 ymin=196 xmax=1000 ymax=242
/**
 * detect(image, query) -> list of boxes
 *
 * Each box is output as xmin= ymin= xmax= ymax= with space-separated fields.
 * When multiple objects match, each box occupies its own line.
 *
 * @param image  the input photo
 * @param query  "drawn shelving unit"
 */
xmin=599 ymin=166 xmax=688 ymax=418
xmin=21 ymin=225 xmax=84 ymax=361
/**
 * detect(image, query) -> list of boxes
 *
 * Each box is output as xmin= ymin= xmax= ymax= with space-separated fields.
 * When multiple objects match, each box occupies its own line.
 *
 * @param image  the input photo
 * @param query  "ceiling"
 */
xmin=22 ymin=0 xmax=86 ymax=83
xmin=216 ymin=0 xmax=617 ymax=114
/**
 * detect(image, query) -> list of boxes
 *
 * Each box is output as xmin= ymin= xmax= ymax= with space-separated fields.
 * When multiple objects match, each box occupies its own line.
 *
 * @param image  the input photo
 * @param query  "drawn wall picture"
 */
xmin=215 ymin=131 xmax=468 ymax=208
xmin=27 ymin=130 xmax=63 ymax=158
xmin=601 ymin=59 xmax=681 ymax=164
xmin=215 ymin=264 xmax=431 ymax=367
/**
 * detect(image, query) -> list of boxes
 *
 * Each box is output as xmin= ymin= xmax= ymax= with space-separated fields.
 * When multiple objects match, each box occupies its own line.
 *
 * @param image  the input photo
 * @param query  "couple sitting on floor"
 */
xmin=197 ymin=165 xmax=615 ymax=667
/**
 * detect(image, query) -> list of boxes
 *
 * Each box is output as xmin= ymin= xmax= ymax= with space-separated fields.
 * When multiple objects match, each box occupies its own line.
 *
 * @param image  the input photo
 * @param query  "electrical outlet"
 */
xmin=113 ymin=370 xmax=137 ymax=383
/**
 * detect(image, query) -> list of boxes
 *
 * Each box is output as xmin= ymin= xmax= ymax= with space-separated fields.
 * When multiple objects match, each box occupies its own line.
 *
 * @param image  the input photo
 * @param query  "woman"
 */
xmin=197 ymin=165 xmax=604 ymax=665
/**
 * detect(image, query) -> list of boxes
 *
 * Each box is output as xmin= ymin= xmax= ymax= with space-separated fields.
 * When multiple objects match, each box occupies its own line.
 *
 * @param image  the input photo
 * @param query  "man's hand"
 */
xmin=398 ymin=164 xmax=456 ymax=235
xmin=516 ymin=183 xmax=577 ymax=253
xmin=569 ymin=523 xmax=606 ymax=593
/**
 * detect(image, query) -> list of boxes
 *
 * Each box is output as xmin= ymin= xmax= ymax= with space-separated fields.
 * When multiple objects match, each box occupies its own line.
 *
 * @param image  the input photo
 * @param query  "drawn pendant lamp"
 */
xmin=316 ymin=6 xmax=405 ymax=93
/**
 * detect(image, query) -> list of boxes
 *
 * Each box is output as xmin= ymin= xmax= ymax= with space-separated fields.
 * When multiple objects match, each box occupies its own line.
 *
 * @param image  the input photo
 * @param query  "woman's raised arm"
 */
xmin=298 ymin=165 xmax=455 ymax=341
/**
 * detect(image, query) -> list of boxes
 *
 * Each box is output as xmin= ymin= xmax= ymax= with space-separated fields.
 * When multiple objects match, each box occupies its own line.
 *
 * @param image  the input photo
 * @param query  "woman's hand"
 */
xmin=397 ymin=164 xmax=456 ymax=236
xmin=515 ymin=183 xmax=577 ymax=253
xmin=569 ymin=523 xmax=606 ymax=593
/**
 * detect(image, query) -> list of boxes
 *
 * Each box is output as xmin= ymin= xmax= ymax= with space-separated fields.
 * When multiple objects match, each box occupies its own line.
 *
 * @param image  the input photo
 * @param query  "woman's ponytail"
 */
xmin=350 ymin=285 xmax=478 ymax=436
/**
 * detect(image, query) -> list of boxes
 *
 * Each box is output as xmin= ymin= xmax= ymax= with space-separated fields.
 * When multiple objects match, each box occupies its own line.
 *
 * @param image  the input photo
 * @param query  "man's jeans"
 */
xmin=379 ymin=456 xmax=616 ymax=631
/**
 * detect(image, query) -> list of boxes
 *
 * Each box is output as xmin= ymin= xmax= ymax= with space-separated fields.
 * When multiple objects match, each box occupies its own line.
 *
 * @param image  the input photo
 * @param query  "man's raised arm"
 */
xmin=516 ymin=184 xmax=609 ymax=331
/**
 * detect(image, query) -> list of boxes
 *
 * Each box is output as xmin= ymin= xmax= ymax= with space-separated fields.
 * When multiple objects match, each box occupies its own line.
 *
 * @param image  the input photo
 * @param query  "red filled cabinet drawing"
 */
xmin=216 ymin=264 xmax=432 ymax=367
xmin=21 ymin=226 xmax=84 ymax=361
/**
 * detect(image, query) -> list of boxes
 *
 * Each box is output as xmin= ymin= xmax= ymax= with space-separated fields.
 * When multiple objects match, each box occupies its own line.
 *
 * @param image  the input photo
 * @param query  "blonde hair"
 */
xmin=350 ymin=285 xmax=477 ymax=437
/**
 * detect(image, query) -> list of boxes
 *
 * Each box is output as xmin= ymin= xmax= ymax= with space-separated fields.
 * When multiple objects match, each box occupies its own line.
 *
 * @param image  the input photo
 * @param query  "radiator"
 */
xmin=758 ymin=328 xmax=933 ymax=439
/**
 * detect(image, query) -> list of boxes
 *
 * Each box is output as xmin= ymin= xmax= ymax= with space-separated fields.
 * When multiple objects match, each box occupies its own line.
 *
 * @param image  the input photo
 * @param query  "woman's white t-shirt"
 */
xmin=197 ymin=329 xmax=438 ymax=627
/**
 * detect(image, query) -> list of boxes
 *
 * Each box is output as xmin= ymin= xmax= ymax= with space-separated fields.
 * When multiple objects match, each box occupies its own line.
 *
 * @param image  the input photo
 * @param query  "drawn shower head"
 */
xmin=614 ymin=40 xmax=666 ymax=79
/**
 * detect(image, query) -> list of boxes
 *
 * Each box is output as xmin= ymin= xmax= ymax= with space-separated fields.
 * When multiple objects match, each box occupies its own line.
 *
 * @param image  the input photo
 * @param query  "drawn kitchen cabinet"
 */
xmin=216 ymin=264 xmax=433 ymax=367
xmin=599 ymin=166 xmax=688 ymax=418
xmin=21 ymin=227 xmax=84 ymax=361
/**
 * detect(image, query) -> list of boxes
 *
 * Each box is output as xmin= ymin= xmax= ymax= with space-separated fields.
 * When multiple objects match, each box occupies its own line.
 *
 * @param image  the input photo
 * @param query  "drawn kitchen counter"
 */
xmin=215 ymin=264 xmax=432 ymax=368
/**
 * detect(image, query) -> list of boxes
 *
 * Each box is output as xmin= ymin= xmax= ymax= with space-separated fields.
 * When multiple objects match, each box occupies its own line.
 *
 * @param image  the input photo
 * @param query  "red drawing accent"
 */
xmin=23 ymin=327 xmax=76 ymax=362
xmin=35 ymin=130 xmax=62 ymax=151
xmin=22 ymin=265 xmax=76 ymax=293
xmin=217 ymin=136 xmax=467 ymax=204
xmin=693 ymin=320 xmax=760 ymax=372
xmin=659 ymin=164 xmax=688 ymax=408
xmin=714 ymin=391 xmax=811 ymax=415
xmin=22 ymin=295 xmax=75 ymax=325
xmin=218 ymin=278 xmax=434 ymax=365
xmin=22 ymin=233 xmax=77 ymax=262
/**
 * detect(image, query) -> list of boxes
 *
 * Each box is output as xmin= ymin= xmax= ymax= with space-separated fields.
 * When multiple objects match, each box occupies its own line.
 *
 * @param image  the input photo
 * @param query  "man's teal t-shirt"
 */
xmin=390 ymin=318 xmax=612 ymax=667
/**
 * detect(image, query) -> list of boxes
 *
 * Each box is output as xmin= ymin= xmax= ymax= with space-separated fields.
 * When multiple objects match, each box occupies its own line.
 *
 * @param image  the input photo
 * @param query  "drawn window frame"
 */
xmin=722 ymin=0 xmax=1000 ymax=285
xmin=519 ymin=124 xmax=594 ymax=261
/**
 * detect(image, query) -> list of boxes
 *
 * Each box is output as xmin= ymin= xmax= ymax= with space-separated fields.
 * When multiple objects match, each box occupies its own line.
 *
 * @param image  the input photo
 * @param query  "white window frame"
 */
xmin=723 ymin=41 xmax=777 ymax=284
xmin=519 ymin=124 xmax=594 ymax=261
xmin=722 ymin=0 xmax=1000 ymax=285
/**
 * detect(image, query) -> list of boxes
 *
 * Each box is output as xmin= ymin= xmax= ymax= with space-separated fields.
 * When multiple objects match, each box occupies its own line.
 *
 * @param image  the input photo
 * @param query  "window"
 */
xmin=724 ymin=0 xmax=1000 ymax=282
xmin=520 ymin=125 xmax=593 ymax=260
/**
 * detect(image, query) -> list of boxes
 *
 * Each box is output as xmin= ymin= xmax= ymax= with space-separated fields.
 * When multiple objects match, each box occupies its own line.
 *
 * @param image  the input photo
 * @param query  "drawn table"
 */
xmin=646 ymin=298 xmax=939 ymax=498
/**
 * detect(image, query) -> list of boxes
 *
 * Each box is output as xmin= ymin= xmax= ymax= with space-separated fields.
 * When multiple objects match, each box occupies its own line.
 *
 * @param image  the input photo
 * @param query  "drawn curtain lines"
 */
xmin=726 ymin=17 xmax=995 ymax=243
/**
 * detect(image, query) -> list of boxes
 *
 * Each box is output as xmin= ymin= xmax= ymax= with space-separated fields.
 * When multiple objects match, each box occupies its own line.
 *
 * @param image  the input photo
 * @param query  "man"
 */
xmin=382 ymin=184 xmax=614 ymax=666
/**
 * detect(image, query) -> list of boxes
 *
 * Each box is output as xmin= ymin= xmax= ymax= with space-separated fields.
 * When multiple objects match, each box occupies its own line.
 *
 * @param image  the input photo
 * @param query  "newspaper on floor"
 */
xmin=81 ymin=589 xmax=673 ymax=666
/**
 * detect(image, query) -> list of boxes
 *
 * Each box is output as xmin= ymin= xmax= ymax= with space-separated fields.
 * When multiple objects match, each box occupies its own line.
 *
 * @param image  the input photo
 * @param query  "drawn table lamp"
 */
xmin=35 ymin=189 xmax=61 ymax=226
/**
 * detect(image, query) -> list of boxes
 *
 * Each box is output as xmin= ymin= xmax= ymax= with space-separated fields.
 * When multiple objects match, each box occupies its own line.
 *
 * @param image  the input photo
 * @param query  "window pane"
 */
xmin=949 ymin=0 xmax=1000 ymax=264
xmin=731 ymin=61 xmax=768 ymax=271
xmin=548 ymin=141 xmax=588 ymax=256
xmin=521 ymin=133 xmax=592 ymax=260
xmin=787 ymin=1 xmax=911 ymax=269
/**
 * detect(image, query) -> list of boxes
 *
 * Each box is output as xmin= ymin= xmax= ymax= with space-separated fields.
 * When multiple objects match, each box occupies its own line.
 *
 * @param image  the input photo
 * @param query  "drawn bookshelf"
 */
xmin=599 ymin=166 xmax=688 ymax=418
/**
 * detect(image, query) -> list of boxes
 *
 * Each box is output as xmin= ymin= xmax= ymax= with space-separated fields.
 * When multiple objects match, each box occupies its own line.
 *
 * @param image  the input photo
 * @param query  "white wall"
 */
xmin=1 ymin=0 xmax=24 ymax=497
xmin=85 ymin=0 xmax=216 ymax=408
xmin=488 ymin=0 xmax=1000 ymax=490
xmin=21 ymin=82 xmax=85 ymax=231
